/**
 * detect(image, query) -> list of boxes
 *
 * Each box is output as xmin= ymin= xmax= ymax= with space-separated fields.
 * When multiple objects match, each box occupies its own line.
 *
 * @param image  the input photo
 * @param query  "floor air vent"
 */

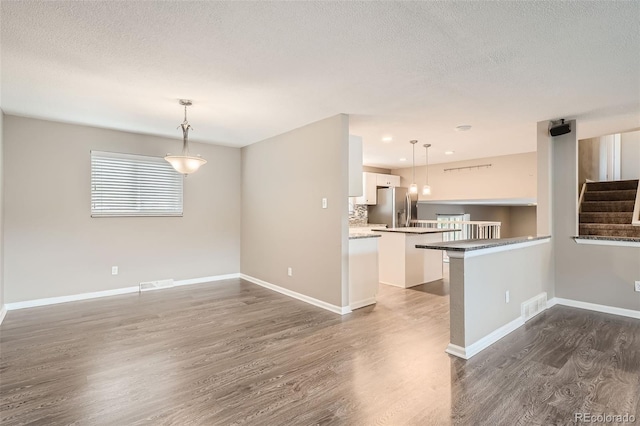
xmin=521 ymin=292 xmax=548 ymax=322
xmin=139 ymin=279 xmax=174 ymax=292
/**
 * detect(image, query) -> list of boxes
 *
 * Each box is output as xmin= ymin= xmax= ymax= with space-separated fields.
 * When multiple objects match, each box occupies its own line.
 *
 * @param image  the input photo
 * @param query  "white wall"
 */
xmin=449 ymin=241 xmax=553 ymax=347
xmin=3 ymin=115 xmax=241 ymax=303
xmin=620 ymin=130 xmax=640 ymax=180
xmin=362 ymin=166 xmax=391 ymax=174
xmin=241 ymin=114 xmax=350 ymax=308
xmin=0 ymin=112 xmax=4 ymax=313
xmin=391 ymin=152 xmax=536 ymax=202
xmin=508 ymin=206 xmax=537 ymax=237
xmin=578 ymin=137 xmax=601 ymax=184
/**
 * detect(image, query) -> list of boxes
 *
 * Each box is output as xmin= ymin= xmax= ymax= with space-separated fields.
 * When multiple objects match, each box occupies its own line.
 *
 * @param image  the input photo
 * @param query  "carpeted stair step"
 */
xmin=580 ymin=200 xmax=635 ymax=213
xmin=579 ymin=212 xmax=633 ymax=224
xmin=585 ymin=180 xmax=638 ymax=192
xmin=584 ymin=189 xmax=637 ymax=202
xmin=579 ymin=224 xmax=640 ymax=237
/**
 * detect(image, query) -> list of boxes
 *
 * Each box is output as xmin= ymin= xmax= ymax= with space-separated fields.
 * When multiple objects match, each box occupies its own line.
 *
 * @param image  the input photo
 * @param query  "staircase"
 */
xmin=579 ymin=180 xmax=640 ymax=238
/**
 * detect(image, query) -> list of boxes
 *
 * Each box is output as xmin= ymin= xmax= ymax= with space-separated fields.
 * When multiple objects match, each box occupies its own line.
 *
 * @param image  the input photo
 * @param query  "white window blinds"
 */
xmin=91 ymin=151 xmax=183 ymax=217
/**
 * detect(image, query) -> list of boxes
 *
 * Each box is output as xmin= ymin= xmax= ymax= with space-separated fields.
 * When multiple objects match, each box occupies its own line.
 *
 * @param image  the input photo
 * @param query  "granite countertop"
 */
xmin=573 ymin=235 xmax=640 ymax=243
xmin=371 ymin=227 xmax=461 ymax=235
xmin=349 ymin=233 xmax=382 ymax=240
xmin=416 ymin=235 xmax=551 ymax=251
xmin=349 ymin=223 xmax=387 ymax=229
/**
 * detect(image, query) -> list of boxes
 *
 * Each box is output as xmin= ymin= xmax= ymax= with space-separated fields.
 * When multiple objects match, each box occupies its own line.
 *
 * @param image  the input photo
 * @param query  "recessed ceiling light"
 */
xmin=445 ymin=150 xmax=455 ymax=155
xmin=455 ymin=125 xmax=472 ymax=132
xmin=382 ymin=136 xmax=393 ymax=143
xmin=399 ymin=158 xmax=407 ymax=162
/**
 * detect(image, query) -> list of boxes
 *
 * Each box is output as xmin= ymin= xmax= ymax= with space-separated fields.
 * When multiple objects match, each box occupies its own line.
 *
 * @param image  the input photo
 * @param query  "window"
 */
xmin=91 ymin=151 xmax=183 ymax=217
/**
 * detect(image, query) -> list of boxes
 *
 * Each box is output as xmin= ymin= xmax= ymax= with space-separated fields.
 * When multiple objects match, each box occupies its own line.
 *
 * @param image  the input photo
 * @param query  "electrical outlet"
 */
xmin=505 ymin=290 xmax=510 ymax=303
xmin=112 ymin=266 xmax=118 ymax=275
xmin=287 ymin=267 xmax=293 ymax=277
xmin=635 ymin=281 xmax=640 ymax=292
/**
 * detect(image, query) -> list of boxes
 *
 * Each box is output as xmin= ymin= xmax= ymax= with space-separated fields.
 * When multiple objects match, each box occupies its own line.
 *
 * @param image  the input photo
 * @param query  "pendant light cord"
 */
xmin=412 ymin=143 xmax=415 ymax=183
xmin=426 ymin=146 xmax=429 ymax=185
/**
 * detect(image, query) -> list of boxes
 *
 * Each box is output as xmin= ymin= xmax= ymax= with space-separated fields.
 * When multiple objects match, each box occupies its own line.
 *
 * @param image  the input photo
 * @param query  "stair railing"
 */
xmin=578 ymin=182 xmax=587 ymax=214
xmin=633 ymin=183 xmax=640 ymax=226
xmin=409 ymin=220 xmax=501 ymax=240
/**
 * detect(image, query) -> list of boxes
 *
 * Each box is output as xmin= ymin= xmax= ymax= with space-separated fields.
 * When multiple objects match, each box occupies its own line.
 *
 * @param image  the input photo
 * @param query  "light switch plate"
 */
xmin=635 ymin=281 xmax=640 ymax=292
xmin=322 ymin=198 xmax=328 ymax=209
xmin=112 ymin=266 xmax=118 ymax=275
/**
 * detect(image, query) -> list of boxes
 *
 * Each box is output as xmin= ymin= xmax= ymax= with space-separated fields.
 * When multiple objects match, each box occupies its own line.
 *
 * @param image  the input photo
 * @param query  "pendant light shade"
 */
xmin=165 ymin=100 xmax=207 ymax=175
xmin=422 ymin=143 xmax=431 ymax=195
xmin=409 ymin=140 xmax=418 ymax=194
xmin=165 ymin=155 xmax=207 ymax=175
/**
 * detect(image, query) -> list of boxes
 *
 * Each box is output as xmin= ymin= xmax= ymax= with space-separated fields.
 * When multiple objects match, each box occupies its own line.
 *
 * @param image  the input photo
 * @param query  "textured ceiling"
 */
xmin=1 ymin=1 xmax=639 ymax=167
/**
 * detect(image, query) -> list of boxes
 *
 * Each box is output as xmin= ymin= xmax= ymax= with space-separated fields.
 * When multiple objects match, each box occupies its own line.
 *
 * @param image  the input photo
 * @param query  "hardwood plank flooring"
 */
xmin=1 ymin=275 xmax=639 ymax=425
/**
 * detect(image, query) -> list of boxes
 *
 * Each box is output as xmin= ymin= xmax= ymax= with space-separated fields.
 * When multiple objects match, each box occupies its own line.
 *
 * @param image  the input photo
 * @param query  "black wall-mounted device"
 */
xmin=549 ymin=119 xmax=571 ymax=137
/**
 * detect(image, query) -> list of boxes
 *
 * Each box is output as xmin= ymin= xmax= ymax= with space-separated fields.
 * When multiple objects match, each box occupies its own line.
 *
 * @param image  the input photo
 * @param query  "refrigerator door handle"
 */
xmin=405 ymin=193 xmax=411 ymax=227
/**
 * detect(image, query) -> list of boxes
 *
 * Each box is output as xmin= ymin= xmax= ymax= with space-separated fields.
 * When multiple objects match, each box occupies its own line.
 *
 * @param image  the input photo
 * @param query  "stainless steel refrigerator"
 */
xmin=368 ymin=187 xmax=417 ymax=228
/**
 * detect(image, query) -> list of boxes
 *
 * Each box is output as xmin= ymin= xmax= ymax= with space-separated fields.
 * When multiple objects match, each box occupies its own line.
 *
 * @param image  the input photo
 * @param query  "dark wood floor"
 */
xmin=1 ymin=275 xmax=639 ymax=425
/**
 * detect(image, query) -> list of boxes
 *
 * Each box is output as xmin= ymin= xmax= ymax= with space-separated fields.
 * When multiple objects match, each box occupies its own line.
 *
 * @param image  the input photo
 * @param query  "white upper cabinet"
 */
xmin=355 ymin=172 xmax=377 ymax=205
xmin=348 ymin=135 xmax=363 ymax=197
xmin=376 ymin=174 xmax=400 ymax=187
xmin=354 ymin=172 xmax=401 ymax=205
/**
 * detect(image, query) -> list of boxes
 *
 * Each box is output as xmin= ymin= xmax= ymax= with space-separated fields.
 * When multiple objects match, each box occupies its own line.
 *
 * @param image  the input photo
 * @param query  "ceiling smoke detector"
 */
xmin=455 ymin=125 xmax=472 ymax=132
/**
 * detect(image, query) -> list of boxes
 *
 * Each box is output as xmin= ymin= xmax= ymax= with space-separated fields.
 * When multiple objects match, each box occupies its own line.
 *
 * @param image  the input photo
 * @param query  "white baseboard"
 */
xmin=447 ymin=296 xmax=640 ymax=360
xmin=550 ymin=297 xmax=640 ymax=319
xmin=350 ymin=297 xmax=376 ymax=310
xmin=447 ymin=316 xmax=526 ymax=360
xmin=5 ymin=286 xmax=140 ymax=310
xmin=445 ymin=344 xmax=467 ymax=359
xmin=240 ymin=274 xmax=351 ymax=315
xmin=174 ymin=273 xmax=240 ymax=287
xmin=5 ymin=273 xmax=241 ymax=311
xmin=0 ymin=305 xmax=7 ymax=326
xmin=379 ymin=280 xmax=407 ymax=289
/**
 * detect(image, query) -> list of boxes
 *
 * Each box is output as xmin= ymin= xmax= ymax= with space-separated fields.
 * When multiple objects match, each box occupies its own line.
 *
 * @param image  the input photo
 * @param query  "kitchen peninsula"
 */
xmin=372 ymin=227 xmax=459 ymax=288
xmin=415 ymin=236 xmax=552 ymax=359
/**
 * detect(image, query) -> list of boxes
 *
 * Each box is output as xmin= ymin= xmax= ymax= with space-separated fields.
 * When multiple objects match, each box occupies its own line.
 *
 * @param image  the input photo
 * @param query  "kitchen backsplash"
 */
xmin=349 ymin=202 xmax=368 ymax=226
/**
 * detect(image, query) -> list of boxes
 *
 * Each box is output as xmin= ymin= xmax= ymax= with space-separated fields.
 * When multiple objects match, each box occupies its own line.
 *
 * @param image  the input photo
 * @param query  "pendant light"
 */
xmin=409 ymin=140 xmax=418 ymax=194
xmin=422 ymin=143 xmax=431 ymax=195
xmin=165 ymin=99 xmax=207 ymax=175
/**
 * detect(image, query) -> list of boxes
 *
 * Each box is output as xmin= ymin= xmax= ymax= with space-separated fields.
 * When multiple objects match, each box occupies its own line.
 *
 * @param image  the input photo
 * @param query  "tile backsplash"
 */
xmin=348 ymin=199 xmax=368 ymax=226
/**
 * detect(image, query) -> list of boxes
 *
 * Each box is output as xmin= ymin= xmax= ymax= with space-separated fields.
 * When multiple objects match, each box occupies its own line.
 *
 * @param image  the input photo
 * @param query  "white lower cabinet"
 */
xmin=348 ymin=237 xmax=380 ymax=310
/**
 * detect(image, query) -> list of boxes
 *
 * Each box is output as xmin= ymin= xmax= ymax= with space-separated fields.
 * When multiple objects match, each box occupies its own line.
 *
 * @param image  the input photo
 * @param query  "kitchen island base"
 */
xmin=374 ymin=228 xmax=456 ymax=288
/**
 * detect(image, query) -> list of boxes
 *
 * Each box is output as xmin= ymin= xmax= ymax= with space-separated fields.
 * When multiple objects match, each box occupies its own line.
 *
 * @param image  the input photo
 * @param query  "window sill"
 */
xmin=573 ymin=236 xmax=640 ymax=248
